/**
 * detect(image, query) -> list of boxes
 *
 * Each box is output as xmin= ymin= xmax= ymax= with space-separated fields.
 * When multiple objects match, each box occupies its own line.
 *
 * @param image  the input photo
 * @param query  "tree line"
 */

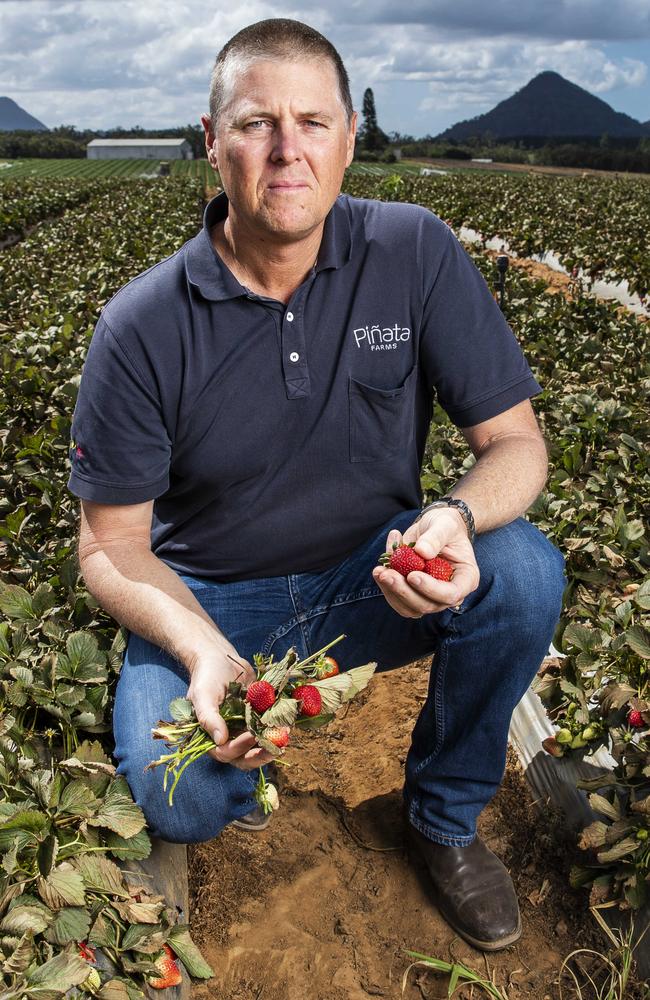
xmin=2 ymin=92 xmax=650 ymax=173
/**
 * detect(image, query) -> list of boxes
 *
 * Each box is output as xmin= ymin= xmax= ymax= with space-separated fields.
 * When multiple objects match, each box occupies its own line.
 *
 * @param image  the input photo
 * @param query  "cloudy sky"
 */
xmin=1 ymin=0 xmax=649 ymax=135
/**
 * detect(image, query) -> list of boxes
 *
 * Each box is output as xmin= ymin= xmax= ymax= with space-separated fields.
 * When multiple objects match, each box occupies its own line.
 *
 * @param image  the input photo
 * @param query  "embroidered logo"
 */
xmin=353 ymin=323 xmax=411 ymax=352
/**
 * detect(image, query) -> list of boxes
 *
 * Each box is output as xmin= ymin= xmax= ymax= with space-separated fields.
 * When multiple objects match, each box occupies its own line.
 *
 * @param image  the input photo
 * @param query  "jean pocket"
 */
xmin=348 ymin=365 xmax=417 ymax=463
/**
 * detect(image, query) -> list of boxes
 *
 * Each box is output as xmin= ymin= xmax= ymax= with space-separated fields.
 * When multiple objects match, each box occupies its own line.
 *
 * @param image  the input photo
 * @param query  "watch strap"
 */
xmin=415 ymin=496 xmax=476 ymax=544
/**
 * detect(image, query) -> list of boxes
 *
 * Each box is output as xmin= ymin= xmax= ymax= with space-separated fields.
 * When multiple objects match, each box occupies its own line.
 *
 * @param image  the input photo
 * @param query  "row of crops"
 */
xmin=0 ymin=158 xmax=219 ymax=184
xmin=4 ymin=160 xmax=648 ymax=299
xmin=0 ymin=157 xmax=427 ymax=185
xmin=0 ymin=177 xmax=214 ymax=997
xmin=0 ymin=171 xmax=648 ymax=995
xmin=344 ymin=170 xmax=650 ymax=297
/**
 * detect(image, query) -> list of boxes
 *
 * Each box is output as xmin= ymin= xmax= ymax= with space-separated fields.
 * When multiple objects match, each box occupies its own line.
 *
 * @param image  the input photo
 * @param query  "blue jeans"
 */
xmin=113 ymin=511 xmax=565 ymax=847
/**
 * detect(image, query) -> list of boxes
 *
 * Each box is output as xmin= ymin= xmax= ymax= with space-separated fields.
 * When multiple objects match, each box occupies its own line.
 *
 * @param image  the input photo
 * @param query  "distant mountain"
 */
xmin=0 ymin=97 xmax=48 ymax=132
xmin=438 ymin=72 xmax=647 ymax=141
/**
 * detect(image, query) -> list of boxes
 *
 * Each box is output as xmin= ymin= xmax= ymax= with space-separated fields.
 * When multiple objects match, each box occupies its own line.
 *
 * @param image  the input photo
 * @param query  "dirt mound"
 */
xmin=188 ymin=662 xmax=634 ymax=999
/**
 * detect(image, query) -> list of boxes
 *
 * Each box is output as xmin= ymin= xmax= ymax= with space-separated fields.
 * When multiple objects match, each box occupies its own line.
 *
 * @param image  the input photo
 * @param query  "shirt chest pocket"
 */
xmin=348 ymin=364 xmax=417 ymax=463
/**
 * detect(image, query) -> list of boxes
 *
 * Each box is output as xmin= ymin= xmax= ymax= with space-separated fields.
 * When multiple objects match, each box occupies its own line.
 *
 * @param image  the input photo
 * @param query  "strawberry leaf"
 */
xmin=103 ymin=827 xmax=152 ymax=861
xmin=167 ymin=925 xmax=214 ymax=979
xmin=37 ymin=863 xmax=87 ymax=908
xmin=71 ymin=854 xmax=126 ymax=896
xmin=340 ymin=662 xmax=377 ymax=701
xmin=169 ymin=697 xmax=195 ymax=723
xmin=43 ymin=904 xmax=91 ymax=946
xmin=87 ymin=779 xmax=147 ymax=838
xmin=260 ymin=697 xmax=299 ymax=727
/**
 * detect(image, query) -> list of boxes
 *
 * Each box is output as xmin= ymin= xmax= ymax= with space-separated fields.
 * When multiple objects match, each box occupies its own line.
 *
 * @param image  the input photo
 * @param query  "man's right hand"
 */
xmin=186 ymin=648 xmax=276 ymax=771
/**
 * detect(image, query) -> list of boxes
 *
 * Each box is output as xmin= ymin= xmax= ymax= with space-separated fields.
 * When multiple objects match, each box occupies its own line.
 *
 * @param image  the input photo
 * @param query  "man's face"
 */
xmin=201 ymin=57 xmax=357 ymax=242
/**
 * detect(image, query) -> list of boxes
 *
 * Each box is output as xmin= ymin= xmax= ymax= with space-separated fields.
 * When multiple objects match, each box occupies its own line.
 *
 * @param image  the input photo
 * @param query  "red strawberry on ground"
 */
xmin=263 ymin=726 xmax=290 ymax=747
xmin=78 ymin=942 xmax=96 ymax=963
xmin=292 ymin=684 xmax=322 ymax=717
xmin=245 ymin=679 xmax=276 ymax=713
xmin=423 ymin=556 xmax=454 ymax=581
xmin=628 ymin=709 xmax=646 ymax=728
xmin=147 ymin=944 xmax=182 ymax=990
xmin=378 ymin=542 xmax=425 ymax=577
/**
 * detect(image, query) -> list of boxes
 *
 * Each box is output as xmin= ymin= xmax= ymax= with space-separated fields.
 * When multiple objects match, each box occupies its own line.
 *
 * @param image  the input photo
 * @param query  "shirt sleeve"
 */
xmin=67 ymin=313 xmax=171 ymax=504
xmin=420 ymin=223 xmax=541 ymax=427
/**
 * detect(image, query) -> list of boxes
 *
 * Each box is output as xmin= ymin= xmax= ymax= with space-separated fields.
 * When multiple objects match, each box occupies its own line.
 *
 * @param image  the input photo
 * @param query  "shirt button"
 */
xmin=286 ymin=311 xmax=294 ymax=322
xmin=289 ymin=352 xmax=300 ymax=363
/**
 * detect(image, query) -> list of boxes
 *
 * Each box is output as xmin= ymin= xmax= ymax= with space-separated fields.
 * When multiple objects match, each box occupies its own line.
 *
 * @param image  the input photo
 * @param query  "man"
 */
xmin=68 ymin=19 xmax=565 ymax=953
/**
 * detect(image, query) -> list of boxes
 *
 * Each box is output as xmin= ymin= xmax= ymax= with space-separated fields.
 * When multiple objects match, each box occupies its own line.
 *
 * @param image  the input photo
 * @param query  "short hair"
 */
xmin=209 ymin=19 xmax=354 ymax=128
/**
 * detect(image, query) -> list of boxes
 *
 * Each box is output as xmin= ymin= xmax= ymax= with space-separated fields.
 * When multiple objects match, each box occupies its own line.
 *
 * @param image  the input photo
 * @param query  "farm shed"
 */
xmin=87 ymin=138 xmax=193 ymax=160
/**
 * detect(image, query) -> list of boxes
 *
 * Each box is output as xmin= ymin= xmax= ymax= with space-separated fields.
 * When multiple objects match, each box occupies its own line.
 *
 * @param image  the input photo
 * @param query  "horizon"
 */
xmin=1 ymin=1 xmax=649 ymax=135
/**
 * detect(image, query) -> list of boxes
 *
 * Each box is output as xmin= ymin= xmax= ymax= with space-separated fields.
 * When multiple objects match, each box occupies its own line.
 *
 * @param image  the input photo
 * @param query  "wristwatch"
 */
xmin=414 ymin=496 xmax=476 ymax=544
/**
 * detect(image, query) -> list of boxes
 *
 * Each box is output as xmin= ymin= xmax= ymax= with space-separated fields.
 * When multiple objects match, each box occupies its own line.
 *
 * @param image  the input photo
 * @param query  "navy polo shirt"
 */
xmin=68 ymin=191 xmax=541 ymax=581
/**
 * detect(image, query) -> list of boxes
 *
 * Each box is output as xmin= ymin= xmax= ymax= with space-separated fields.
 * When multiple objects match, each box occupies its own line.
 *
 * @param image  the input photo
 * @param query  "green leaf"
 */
xmin=623 ymin=519 xmax=645 ymax=542
xmin=71 ymin=854 xmax=126 ymax=897
xmin=562 ymin=623 xmax=601 ymax=653
xmin=31 ymin=583 xmax=58 ymax=617
xmin=87 ymin=779 xmax=146 ymax=839
xmin=25 ymin=944 xmax=89 ymax=995
xmin=37 ymin=863 xmax=87 ymax=908
xmin=1 ymin=902 xmax=52 ymax=935
xmin=103 ymin=827 xmax=151 ymax=861
xmin=2 ymin=929 xmax=35 ymax=975
xmin=121 ymin=922 xmax=163 ymax=952
xmin=10 ymin=664 xmax=33 ymax=686
xmin=167 ymin=925 xmax=214 ymax=979
xmin=633 ymin=579 xmax=650 ymax=610
xmin=57 ymin=778 xmax=101 ymax=817
xmin=624 ymin=626 xmax=650 ymax=660
xmin=169 ymin=697 xmax=195 ymax=723
xmin=66 ymin=631 xmax=103 ymax=668
xmin=88 ymin=909 xmax=119 ymax=950
xmin=43 ymin=905 xmax=91 ymax=946
xmin=340 ymin=661 xmax=377 ymax=702
xmin=37 ymin=834 xmax=59 ymax=878
xmin=0 ymin=583 xmax=36 ymax=621
xmin=0 ymin=809 xmax=50 ymax=850
xmin=260 ymin=697 xmax=299 ymax=727
xmin=113 ymin=899 xmax=163 ymax=924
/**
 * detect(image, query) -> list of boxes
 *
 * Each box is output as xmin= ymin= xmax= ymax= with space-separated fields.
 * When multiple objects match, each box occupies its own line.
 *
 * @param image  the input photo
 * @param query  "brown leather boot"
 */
xmin=405 ymin=819 xmax=522 ymax=951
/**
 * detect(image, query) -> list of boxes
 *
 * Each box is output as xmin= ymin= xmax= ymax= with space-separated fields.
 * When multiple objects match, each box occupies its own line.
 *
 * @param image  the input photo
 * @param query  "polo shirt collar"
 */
xmin=184 ymin=190 xmax=352 ymax=302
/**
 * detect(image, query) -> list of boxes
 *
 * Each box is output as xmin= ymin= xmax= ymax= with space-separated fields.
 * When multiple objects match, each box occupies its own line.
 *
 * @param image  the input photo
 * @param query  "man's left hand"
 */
xmin=371 ymin=507 xmax=479 ymax=618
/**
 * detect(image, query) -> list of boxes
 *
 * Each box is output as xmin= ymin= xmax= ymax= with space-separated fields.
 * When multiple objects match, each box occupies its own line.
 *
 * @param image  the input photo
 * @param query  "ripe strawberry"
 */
xmin=292 ymin=684 xmax=322 ymax=717
xmin=245 ymin=679 xmax=276 ymax=713
xmin=423 ymin=556 xmax=454 ymax=581
xmin=78 ymin=942 xmax=95 ymax=963
xmin=628 ymin=709 xmax=646 ymax=728
xmin=379 ymin=542 xmax=425 ymax=576
xmin=147 ymin=944 xmax=182 ymax=990
xmin=319 ymin=656 xmax=339 ymax=679
xmin=264 ymin=726 xmax=290 ymax=748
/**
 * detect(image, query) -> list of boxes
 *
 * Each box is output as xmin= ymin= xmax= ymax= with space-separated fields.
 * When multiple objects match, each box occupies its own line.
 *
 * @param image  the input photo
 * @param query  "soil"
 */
xmin=187 ymin=661 xmax=647 ymax=1000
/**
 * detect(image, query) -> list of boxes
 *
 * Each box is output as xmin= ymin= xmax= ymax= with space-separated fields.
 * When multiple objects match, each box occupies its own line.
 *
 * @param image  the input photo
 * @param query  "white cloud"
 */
xmin=0 ymin=0 xmax=647 ymax=131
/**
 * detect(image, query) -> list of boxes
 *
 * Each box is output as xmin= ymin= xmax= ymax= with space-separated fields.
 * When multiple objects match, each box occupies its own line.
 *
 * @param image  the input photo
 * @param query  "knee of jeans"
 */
xmin=488 ymin=521 xmax=566 ymax=626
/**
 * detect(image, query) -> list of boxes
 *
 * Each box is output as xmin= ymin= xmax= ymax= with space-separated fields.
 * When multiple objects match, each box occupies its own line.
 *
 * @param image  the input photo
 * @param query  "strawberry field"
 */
xmin=0 ymin=168 xmax=649 ymax=997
